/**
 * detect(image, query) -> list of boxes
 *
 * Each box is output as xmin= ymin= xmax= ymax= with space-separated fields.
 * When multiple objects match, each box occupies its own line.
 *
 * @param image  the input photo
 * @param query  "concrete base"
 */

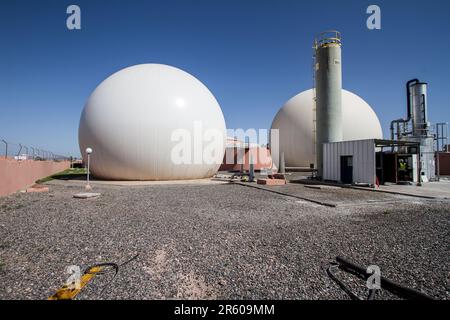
xmin=49 ymin=178 xmax=227 ymax=187
xmin=304 ymin=185 xmax=341 ymax=190
xmin=26 ymin=184 xmax=49 ymax=193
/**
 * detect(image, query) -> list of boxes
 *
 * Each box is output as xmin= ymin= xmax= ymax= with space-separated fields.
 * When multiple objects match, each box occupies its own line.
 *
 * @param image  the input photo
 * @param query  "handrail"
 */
xmin=314 ymin=30 xmax=342 ymax=48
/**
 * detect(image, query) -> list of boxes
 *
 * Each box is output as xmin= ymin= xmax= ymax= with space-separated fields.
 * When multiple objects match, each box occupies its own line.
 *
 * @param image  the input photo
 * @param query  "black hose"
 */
xmin=367 ymin=288 xmax=378 ymax=300
xmin=326 ymin=264 xmax=362 ymax=300
xmin=84 ymin=253 xmax=139 ymax=297
xmin=336 ymin=256 xmax=434 ymax=300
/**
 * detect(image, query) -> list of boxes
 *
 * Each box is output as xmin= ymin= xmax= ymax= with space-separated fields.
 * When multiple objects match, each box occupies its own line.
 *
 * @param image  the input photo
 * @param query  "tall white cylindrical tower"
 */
xmin=314 ymin=31 xmax=343 ymax=177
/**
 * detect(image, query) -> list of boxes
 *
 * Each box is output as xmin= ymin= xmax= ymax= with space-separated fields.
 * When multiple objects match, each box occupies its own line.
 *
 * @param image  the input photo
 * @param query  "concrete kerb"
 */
xmin=231 ymin=181 xmax=337 ymax=208
xmin=290 ymin=179 xmax=438 ymax=200
xmin=44 ymin=178 xmax=229 ymax=187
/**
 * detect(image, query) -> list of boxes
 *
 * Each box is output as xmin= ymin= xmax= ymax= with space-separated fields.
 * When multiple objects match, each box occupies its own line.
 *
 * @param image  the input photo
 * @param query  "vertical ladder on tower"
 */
xmin=312 ymin=40 xmax=318 ymax=158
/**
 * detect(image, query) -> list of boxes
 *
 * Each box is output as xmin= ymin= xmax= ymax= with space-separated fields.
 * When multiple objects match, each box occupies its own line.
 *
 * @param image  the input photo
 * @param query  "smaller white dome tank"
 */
xmin=271 ymin=89 xmax=383 ymax=167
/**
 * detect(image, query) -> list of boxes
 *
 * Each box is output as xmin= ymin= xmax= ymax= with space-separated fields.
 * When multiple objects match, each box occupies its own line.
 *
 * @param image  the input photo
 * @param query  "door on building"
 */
xmin=340 ymin=156 xmax=353 ymax=184
xmin=382 ymin=153 xmax=397 ymax=183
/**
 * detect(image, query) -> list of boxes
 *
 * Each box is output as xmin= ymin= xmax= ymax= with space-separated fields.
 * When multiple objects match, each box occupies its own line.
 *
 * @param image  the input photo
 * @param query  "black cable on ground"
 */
xmin=84 ymin=253 xmax=139 ymax=297
xmin=367 ymin=288 xmax=378 ymax=300
xmin=327 ymin=256 xmax=435 ymax=301
xmin=336 ymin=256 xmax=434 ymax=300
xmin=326 ymin=263 xmax=362 ymax=300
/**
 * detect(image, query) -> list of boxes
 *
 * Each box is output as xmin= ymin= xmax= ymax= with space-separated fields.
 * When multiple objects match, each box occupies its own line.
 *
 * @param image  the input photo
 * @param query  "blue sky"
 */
xmin=1 ymin=0 xmax=449 ymax=157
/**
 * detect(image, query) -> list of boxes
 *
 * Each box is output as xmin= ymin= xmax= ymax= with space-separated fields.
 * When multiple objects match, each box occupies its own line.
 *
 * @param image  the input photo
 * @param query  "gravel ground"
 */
xmin=0 ymin=181 xmax=448 ymax=300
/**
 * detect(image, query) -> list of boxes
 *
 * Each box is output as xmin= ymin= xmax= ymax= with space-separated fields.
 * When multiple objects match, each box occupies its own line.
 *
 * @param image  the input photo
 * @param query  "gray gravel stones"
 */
xmin=0 ymin=181 xmax=448 ymax=300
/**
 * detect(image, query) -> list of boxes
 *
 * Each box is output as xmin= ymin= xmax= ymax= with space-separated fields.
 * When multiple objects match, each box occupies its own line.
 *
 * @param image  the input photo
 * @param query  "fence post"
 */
xmin=17 ymin=144 xmax=23 ymax=157
xmin=1 ymin=139 xmax=7 ymax=159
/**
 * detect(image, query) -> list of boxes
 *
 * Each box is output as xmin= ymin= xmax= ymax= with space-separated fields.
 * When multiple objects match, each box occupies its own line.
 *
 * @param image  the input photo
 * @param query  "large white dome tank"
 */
xmin=271 ymin=89 xmax=383 ymax=167
xmin=79 ymin=64 xmax=226 ymax=180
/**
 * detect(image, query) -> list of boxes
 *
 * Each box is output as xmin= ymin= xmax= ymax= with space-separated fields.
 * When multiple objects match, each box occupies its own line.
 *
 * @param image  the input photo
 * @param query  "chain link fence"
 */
xmin=0 ymin=138 xmax=70 ymax=161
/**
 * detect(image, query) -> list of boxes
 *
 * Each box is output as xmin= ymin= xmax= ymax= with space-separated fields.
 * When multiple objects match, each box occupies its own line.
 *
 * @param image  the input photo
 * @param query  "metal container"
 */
xmin=323 ymin=139 xmax=376 ymax=186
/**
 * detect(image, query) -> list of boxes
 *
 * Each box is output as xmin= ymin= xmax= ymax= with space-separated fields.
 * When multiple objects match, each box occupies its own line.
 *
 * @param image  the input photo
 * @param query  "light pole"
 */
xmin=85 ymin=147 xmax=93 ymax=190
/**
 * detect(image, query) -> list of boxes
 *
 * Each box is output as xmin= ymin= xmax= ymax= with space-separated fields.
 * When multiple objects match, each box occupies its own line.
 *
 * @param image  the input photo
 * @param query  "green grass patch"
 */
xmin=36 ymin=168 xmax=87 ymax=183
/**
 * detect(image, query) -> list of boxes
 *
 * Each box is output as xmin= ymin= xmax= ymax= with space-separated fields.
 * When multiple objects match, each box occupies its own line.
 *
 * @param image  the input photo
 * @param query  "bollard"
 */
xmin=279 ymin=152 xmax=286 ymax=174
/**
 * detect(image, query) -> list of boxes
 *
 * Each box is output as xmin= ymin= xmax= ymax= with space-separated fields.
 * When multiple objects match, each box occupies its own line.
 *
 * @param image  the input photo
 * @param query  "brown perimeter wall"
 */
xmin=0 ymin=159 xmax=70 ymax=197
